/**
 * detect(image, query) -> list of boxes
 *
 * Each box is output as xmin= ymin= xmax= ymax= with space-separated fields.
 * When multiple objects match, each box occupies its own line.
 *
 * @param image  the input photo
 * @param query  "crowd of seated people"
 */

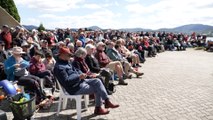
xmin=0 ymin=24 xmax=211 ymax=114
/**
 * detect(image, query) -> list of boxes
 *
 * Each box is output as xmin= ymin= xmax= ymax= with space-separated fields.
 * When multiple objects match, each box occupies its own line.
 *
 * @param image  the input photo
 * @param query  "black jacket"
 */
xmin=85 ymin=55 xmax=101 ymax=73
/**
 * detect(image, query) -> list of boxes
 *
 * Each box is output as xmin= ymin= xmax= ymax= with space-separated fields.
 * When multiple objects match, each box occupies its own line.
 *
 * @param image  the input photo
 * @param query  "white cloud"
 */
xmin=21 ymin=18 xmax=41 ymax=26
xmin=14 ymin=0 xmax=84 ymax=12
xmin=125 ymin=0 xmax=139 ymax=3
xmin=81 ymin=4 xmax=101 ymax=9
xmin=37 ymin=10 xmax=122 ymax=29
xmin=125 ymin=0 xmax=213 ymax=29
xmin=114 ymin=1 xmax=120 ymax=6
xmin=14 ymin=0 xmax=213 ymax=29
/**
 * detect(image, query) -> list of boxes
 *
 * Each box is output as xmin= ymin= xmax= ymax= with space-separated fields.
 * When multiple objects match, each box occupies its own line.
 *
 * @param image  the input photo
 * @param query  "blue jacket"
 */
xmin=106 ymin=48 xmax=123 ymax=61
xmin=53 ymin=58 xmax=84 ymax=95
xmin=78 ymin=35 xmax=86 ymax=47
xmin=4 ymin=56 xmax=29 ymax=81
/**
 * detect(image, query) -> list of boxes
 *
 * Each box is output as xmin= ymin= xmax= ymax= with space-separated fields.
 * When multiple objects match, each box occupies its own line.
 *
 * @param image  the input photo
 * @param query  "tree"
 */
xmin=37 ymin=23 xmax=45 ymax=32
xmin=0 ymin=0 xmax=21 ymax=22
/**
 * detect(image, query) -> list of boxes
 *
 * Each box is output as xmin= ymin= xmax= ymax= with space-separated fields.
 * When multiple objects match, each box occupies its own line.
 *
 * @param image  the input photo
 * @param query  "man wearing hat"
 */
xmin=21 ymin=41 xmax=31 ymax=61
xmin=12 ymin=26 xmax=21 ymax=42
xmin=54 ymin=47 xmax=119 ymax=115
xmin=0 ymin=25 xmax=12 ymax=50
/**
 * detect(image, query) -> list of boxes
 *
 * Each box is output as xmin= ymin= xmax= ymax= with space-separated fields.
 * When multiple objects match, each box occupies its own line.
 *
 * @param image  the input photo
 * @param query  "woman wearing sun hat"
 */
xmin=4 ymin=47 xmax=46 ymax=104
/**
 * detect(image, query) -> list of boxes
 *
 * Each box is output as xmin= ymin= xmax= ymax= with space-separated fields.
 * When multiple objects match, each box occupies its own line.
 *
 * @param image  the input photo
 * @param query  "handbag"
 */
xmin=108 ymin=82 xmax=116 ymax=93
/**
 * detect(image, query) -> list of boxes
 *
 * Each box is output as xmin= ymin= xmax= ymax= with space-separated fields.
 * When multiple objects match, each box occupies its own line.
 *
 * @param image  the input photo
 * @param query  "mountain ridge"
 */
xmin=23 ymin=24 xmax=213 ymax=35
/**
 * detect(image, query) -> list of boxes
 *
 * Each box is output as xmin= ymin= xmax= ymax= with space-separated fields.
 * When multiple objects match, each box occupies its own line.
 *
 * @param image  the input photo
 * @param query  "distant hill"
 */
xmin=87 ymin=26 xmax=102 ymax=30
xmin=158 ymin=24 xmax=213 ymax=34
xmin=119 ymin=28 xmax=152 ymax=32
xmin=22 ymin=24 xmax=213 ymax=36
xmin=23 ymin=25 xmax=38 ymax=30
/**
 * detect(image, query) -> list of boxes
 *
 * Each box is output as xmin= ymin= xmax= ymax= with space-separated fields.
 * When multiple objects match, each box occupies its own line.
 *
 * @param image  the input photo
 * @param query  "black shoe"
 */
xmin=118 ymin=81 xmax=128 ymax=85
xmin=107 ymin=90 xmax=113 ymax=95
xmin=132 ymin=64 xmax=138 ymax=68
xmin=123 ymin=74 xmax=132 ymax=79
xmin=136 ymin=64 xmax=142 ymax=67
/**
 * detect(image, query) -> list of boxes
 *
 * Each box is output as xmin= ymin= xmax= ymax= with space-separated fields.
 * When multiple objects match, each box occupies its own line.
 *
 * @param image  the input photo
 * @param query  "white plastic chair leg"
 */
xmin=76 ymin=97 xmax=81 ymax=120
xmin=57 ymin=97 xmax=63 ymax=116
xmin=84 ymin=95 xmax=88 ymax=110
xmin=62 ymin=98 xmax=67 ymax=109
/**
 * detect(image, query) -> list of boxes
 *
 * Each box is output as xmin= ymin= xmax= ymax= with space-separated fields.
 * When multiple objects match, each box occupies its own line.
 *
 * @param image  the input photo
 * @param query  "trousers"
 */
xmin=75 ymin=78 xmax=108 ymax=107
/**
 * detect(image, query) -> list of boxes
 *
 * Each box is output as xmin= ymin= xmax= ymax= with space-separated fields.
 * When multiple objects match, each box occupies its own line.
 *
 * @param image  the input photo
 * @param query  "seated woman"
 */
xmin=4 ymin=47 xmax=46 ymax=104
xmin=116 ymin=39 xmax=141 ymax=67
xmin=73 ymin=45 xmax=113 ymax=94
xmin=29 ymin=50 xmax=55 ymax=92
xmin=95 ymin=42 xmax=128 ymax=85
xmin=54 ymin=47 xmax=119 ymax=115
xmin=42 ymin=52 xmax=56 ymax=72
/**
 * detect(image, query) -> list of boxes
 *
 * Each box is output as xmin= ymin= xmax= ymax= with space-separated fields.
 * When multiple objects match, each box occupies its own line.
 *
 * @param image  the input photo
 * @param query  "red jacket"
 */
xmin=0 ymin=32 xmax=12 ymax=50
xmin=95 ymin=50 xmax=110 ymax=68
xmin=29 ymin=57 xmax=46 ymax=75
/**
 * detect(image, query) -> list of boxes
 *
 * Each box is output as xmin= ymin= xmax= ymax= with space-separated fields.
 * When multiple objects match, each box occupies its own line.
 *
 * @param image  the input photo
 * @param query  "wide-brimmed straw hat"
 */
xmin=12 ymin=47 xmax=25 ymax=54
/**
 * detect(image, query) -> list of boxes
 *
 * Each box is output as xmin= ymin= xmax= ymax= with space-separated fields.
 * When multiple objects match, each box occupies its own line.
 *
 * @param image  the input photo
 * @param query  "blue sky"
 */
xmin=14 ymin=0 xmax=213 ymax=29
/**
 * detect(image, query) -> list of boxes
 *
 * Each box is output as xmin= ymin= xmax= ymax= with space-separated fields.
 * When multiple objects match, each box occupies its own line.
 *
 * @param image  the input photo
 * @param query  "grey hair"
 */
xmin=75 ymin=47 xmax=87 ymax=57
xmin=67 ymin=43 xmax=74 ymax=49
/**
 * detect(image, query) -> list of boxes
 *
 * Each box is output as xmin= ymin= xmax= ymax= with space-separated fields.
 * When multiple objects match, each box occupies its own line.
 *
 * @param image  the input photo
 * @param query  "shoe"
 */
xmin=136 ymin=72 xmax=144 ymax=78
xmin=123 ymin=74 xmax=132 ymax=79
xmin=127 ymin=74 xmax=132 ymax=79
xmin=136 ymin=64 xmax=142 ymax=67
xmin=132 ymin=64 xmax=138 ymax=68
xmin=118 ymin=80 xmax=128 ymax=85
xmin=94 ymin=107 xmax=110 ymax=115
xmin=107 ymin=90 xmax=113 ymax=95
xmin=105 ymin=99 xmax=119 ymax=108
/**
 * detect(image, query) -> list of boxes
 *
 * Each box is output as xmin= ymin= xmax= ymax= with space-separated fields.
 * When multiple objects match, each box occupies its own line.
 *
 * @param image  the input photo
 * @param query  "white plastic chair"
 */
xmin=39 ymin=78 xmax=52 ymax=95
xmin=56 ymin=80 xmax=88 ymax=120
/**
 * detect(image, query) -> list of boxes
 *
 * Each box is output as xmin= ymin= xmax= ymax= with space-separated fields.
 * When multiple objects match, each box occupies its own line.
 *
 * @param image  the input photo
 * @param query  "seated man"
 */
xmin=106 ymin=42 xmax=144 ymax=78
xmin=54 ymin=47 xmax=119 ymax=115
xmin=95 ymin=42 xmax=128 ymax=85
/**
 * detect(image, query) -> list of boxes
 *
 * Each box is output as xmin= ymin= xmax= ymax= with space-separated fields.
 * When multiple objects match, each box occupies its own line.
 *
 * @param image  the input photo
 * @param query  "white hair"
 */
xmin=75 ymin=47 xmax=87 ymax=57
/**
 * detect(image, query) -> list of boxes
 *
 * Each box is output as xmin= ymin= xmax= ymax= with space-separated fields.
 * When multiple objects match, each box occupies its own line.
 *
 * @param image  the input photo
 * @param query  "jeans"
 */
xmin=75 ymin=78 xmax=108 ymax=107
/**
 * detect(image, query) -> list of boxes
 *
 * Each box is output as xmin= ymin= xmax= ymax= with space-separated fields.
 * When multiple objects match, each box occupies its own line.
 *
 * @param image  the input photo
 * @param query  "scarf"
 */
xmin=74 ymin=57 xmax=89 ymax=73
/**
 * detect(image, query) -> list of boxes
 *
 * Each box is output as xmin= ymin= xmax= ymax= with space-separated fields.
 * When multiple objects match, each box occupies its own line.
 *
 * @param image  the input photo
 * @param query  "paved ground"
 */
xmin=2 ymin=49 xmax=213 ymax=120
